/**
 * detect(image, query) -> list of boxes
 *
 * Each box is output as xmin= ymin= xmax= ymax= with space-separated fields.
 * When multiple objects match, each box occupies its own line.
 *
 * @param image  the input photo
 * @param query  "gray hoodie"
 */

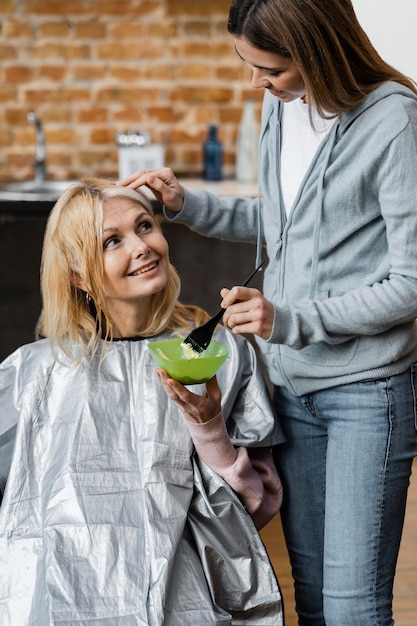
xmin=167 ymin=82 xmax=417 ymax=395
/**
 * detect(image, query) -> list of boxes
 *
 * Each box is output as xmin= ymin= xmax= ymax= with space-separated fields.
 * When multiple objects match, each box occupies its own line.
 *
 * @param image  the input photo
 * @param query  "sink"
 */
xmin=0 ymin=180 xmax=77 ymax=202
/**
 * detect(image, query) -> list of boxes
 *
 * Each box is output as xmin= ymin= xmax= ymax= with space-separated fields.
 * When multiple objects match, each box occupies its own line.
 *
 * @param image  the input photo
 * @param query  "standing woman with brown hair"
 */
xmin=120 ymin=1 xmax=417 ymax=624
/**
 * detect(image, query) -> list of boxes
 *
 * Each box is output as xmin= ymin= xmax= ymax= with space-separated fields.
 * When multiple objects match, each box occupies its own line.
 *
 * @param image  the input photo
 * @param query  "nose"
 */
xmin=251 ymin=68 xmax=270 ymax=89
xmin=129 ymin=235 xmax=149 ymax=258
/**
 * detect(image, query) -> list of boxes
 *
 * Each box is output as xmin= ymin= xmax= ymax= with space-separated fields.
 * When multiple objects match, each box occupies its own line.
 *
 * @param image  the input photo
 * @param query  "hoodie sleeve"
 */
xmin=164 ymin=188 xmax=259 ymax=244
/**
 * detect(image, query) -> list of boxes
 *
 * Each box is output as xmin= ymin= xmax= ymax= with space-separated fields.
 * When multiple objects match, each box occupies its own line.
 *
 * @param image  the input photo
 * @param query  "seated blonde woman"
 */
xmin=0 ymin=178 xmax=284 ymax=625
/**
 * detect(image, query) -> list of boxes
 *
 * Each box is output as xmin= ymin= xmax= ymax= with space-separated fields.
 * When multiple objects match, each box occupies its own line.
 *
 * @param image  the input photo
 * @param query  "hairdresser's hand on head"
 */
xmin=156 ymin=370 xmax=222 ymax=424
xmin=117 ymin=167 xmax=184 ymax=213
xmin=220 ymin=286 xmax=275 ymax=340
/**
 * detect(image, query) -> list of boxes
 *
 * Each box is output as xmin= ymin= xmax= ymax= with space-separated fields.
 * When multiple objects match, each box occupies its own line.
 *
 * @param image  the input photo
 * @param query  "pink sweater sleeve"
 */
xmin=186 ymin=412 xmax=283 ymax=530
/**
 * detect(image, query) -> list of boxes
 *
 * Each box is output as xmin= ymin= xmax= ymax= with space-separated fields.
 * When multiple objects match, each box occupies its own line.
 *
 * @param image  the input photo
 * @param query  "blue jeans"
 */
xmin=272 ymin=367 xmax=417 ymax=626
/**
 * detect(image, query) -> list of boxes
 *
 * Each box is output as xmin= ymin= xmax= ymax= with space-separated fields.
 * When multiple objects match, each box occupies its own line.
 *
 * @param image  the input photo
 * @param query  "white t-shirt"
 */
xmin=281 ymin=98 xmax=336 ymax=215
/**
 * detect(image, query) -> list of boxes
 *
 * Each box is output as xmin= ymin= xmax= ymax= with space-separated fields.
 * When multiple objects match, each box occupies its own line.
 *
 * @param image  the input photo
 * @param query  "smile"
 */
xmin=129 ymin=261 xmax=158 ymax=276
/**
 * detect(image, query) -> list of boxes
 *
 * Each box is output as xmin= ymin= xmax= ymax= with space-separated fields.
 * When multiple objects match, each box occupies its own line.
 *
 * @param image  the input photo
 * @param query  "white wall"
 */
xmin=352 ymin=0 xmax=417 ymax=80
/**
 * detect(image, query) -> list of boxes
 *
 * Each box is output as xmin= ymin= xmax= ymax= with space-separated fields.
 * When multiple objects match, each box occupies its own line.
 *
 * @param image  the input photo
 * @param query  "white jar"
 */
xmin=117 ymin=131 xmax=165 ymax=178
xmin=235 ymin=99 xmax=259 ymax=183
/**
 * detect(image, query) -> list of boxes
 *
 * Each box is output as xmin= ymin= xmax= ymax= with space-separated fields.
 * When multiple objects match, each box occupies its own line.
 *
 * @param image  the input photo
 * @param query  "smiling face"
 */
xmin=234 ymin=36 xmax=306 ymax=103
xmin=101 ymin=196 xmax=170 ymax=336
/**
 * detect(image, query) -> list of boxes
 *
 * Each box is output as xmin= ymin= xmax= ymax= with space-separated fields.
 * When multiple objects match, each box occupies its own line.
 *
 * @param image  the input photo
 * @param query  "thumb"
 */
xmin=205 ymin=375 xmax=222 ymax=406
xmin=147 ymin=175 xmax=160 ymax=188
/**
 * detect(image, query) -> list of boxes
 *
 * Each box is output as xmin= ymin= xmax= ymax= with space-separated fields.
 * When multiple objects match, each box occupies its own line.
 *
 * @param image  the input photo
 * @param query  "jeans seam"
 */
xmin=372 ymin=379 xmax=394 ymax=625
xmin=410 ymin=364 xmax=417 ymax=431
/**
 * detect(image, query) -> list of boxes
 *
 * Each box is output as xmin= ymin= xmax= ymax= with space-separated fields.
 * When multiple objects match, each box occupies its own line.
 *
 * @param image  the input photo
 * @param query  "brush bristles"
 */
xmin=181 ymin=337 xmax=205 ymax=355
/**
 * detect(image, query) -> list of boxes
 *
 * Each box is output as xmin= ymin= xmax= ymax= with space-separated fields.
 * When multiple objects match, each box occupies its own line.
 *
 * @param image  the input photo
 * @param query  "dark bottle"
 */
xmin=203 ymin=124 xmax=223 ymax=181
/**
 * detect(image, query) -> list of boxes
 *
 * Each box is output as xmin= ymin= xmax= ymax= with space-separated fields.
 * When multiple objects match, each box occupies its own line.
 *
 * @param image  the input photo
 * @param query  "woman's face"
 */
xmin=101 ymin=197 xmax=169 ymax=334
xmin=234 ymin=36 xmax=306 ymax=102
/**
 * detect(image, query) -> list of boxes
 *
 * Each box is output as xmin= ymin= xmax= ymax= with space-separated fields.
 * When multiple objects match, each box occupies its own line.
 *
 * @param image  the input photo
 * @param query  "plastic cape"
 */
xmin=0 ymin=327 xmax=284 ymax=625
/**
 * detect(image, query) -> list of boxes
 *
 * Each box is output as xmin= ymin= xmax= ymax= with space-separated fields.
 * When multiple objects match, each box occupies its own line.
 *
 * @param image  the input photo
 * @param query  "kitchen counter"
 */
xmin=0 ymin=178 xmax=258 ymax=207
xmin=178 ymin=178 xmax=258 ymax=197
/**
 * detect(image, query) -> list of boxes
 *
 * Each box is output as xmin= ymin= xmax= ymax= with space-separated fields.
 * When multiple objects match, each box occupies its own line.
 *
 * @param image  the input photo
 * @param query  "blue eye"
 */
xmin=138 ymin=220 xmax=152 ymax=233
xmin=103 ymin=236 xmax=119 ymax=249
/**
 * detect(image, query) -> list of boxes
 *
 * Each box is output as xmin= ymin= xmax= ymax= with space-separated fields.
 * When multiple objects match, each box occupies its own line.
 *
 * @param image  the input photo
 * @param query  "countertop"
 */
xmin=178 ymin=178 xmax=258 ymax=197
xmin=0 ymin=178 xmax=258 ymax=211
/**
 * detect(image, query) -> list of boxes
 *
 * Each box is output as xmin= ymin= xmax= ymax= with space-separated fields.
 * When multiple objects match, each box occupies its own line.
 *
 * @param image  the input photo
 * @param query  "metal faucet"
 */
xmin=27 ymin=112 xmax=47 ymax=183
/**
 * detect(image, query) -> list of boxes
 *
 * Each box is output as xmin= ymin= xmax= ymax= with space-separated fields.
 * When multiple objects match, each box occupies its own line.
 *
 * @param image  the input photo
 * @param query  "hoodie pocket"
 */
xmin=282 ymin=338 xmax=360 ymax=368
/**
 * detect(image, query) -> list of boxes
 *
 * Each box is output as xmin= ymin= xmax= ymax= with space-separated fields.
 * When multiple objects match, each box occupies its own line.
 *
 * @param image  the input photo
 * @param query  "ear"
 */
xmin=71 ymin=271 xmax=89 ymax=294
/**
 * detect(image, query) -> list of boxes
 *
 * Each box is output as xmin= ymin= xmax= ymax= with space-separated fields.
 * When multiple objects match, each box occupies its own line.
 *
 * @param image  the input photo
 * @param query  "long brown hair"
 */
xmin=228 ymin=0 xmax=417 ymax=116
xmin=37 ymin=178 xmax=208 ymax=364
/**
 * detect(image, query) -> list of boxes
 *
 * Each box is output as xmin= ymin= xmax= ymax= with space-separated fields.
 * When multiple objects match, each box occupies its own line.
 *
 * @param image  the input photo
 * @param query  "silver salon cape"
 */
xmin=0 ymin=327 xmax=284 ymax=625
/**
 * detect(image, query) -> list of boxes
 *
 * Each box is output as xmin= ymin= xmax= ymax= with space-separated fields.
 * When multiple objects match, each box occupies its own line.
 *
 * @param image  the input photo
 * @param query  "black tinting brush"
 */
xmin=181 ymin=260 xmax=265 ymax=356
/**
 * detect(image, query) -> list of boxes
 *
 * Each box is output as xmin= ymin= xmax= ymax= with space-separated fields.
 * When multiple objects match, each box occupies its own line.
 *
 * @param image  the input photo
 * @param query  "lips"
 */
xmin=129 ymin=261 xmax=158 ymax=276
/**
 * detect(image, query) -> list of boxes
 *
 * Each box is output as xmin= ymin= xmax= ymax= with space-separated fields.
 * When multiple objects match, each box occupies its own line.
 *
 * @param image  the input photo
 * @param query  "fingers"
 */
xmin=205 ymin=375 xmax=222 ymax=406
xmin=117 ymin=167 xmax=184 ymax=212
xmin=117 ymin=169 xmax=151 ymax=188
xmin=117 ymin=167 xmax=169 ymax=188
xmin=220 ymin=287 xmax=274 ymax=339
xmin=220 ymin=285 xmax=254 ymax=308
xmin=146 ymin=175 xmax=184 ymax=211
xmin=156 ymin=370 xmax=221 ymax=424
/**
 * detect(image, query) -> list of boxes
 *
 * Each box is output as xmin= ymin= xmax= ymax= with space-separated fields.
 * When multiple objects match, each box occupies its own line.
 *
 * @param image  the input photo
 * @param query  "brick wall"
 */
xmin=0 ymin=0 xmax=262 ymax=182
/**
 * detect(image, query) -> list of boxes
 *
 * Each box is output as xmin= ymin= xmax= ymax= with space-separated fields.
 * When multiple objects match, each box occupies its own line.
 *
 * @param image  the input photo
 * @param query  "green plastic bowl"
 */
xmin=148 ymin=337 xmax=228 ymax=384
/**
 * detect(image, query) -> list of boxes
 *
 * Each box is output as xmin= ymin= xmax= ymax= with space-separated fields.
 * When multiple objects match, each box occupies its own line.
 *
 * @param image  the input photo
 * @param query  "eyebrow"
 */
xmin=234 ymin=45 xmax=283 ymax=72
xmin=102 ymin=209 xmax=151 ymax=234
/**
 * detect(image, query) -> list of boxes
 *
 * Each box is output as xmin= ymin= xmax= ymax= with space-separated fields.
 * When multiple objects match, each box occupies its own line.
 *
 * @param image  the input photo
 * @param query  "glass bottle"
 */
xmin=203 ymin=124 xmax=223 ymax=181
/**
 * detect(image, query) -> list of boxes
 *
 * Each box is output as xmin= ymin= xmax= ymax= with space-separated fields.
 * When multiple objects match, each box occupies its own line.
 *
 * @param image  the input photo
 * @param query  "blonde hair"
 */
xmin=228 ymin=0 xmax=417 ymax=117
xmin=37 ymin=178 xmax=208 ymax=363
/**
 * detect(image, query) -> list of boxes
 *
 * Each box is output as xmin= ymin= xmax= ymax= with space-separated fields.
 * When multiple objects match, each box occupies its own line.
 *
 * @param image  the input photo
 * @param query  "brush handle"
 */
xmin=215 ymin=260 xmax=265 ymax=318
xmin=182 ymin=260 xmax=266 ymax=353
xmin=240 ymin=260 xmax=265 ymax=287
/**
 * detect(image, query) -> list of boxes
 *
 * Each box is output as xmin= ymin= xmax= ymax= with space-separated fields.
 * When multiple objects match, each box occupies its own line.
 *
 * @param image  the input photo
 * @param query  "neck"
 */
xmin=108 ymin=301 xmax=151 ymax=338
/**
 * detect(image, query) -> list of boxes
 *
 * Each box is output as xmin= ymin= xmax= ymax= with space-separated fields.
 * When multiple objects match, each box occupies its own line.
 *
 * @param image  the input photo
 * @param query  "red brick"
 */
xmin=167 ymin=1 xmax=229 ymax=17
xmin=109 ymin=23 xmax=143 ymax=39
xmin=3 ymin=20 xmax=34 ymax=38
xmin=109 ymin=66 xmax=143 ymax=82
xmin=40 ymin=108 xmax=72 ymax=123
xmin=46 ymin=128 xmax=80 ymax=145
xmin=112 ymin=107 xmax=145 ymax=124
xmin=38 ymin=21 xmax=71 ymax=37
xmin=24 ymin=88 xmax=90 ymax=104
xmin=171 ymin=87 xmax=234 ymax=104
xmin=74 ymin=22 xmax=106 ymax=39
xmin=97 ymin=87 xmax=161 ymax=104
xmin=0 ymin=128 xmax=9 ymax=147
xmin=72 ymin=65 xmax=107 ymax=81
xmin=77 ymin=107 xmax=108 ymax=123
xmin=5 ymin=66 xmax=34 ymax=83
xmin=39 ymin=65 xmax=67 ymax=81
xmin=0 ymin=0 xmax=14 ymax=15
xmin=0 ymin=43 xmax=18 ymax=60
xmin=25 ymin=1 xmax=92 ymax=16
xmin=177 ymin=64 xmax=212 ymax=81
xmin=89 ymin=127 xmax=117 ymax=144
xmin=0 ymin=87 xmax=17 ymax=102
xmin=182 ymin=22 xmax=211 ymax=37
